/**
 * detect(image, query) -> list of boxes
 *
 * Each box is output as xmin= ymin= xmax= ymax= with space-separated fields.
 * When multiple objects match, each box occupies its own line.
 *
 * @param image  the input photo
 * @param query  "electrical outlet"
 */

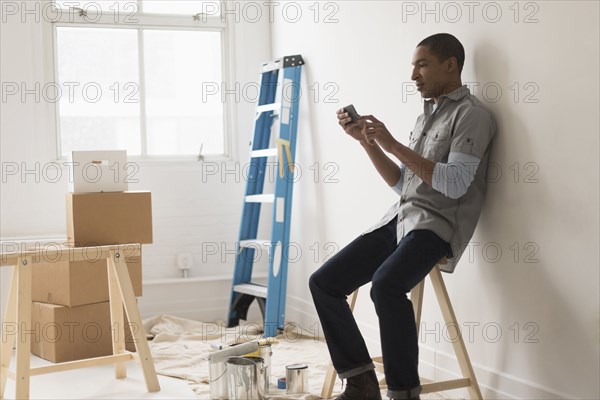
xmin=177 ymin=253 xmax=194 ymax=269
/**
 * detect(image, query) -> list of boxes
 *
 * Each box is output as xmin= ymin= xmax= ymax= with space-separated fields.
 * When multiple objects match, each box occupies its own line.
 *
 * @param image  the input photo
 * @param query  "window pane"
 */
xmin=143 ymin=30 xmax=223 ymax=156
xmin=141 ymin=0 xmax=219 ymax=16
xmin=56 ymin=27 xmax=141 ymax=156
xmin=54 ymin=0 xmax=138 ymax=14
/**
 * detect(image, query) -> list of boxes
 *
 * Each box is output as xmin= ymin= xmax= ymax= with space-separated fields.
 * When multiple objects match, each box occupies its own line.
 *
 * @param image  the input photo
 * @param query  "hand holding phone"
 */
xmin=343 ymin=104 xmax=360 ymax=123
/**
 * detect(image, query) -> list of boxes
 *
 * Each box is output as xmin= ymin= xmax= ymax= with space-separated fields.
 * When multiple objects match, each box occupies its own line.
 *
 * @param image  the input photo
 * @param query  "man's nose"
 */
xmin=411 ymin=69 xmax=419 ymax=81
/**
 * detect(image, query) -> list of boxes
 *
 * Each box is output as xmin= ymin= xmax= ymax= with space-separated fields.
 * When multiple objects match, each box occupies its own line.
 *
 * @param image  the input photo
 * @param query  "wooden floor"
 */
xmin=2 ymin=352 xmax=196 ymax=400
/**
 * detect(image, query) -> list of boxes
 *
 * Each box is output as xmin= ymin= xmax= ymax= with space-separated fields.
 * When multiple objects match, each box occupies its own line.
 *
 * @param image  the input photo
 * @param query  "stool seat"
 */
xmin=321 ymin=263 xmax=483 ymax=399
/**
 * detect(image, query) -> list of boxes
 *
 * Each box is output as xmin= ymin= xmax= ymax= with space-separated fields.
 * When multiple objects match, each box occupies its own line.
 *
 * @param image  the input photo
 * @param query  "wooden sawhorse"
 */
xmin=321 ymin=263 xmax=483 ymax=399
xmin=0 ymin=243 xmax=160 ymax=400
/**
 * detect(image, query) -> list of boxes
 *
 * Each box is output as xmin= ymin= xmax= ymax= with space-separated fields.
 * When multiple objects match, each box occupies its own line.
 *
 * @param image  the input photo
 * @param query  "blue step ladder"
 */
xmin=226 ymin=55 xmax=304 ymax=338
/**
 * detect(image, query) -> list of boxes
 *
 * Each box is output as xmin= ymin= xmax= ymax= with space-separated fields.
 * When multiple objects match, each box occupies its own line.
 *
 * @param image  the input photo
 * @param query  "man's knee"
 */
xmin=308 ymin=270 xmax=321 ymax=294
xmin=370 ymin=270 xmax=410 ymax=301
xmin=309 ymin=267 xmax=343 ymax=298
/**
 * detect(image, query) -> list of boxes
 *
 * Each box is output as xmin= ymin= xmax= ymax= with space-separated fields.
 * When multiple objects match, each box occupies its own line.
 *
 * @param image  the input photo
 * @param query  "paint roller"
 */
xmin=208 ymin=341 xmax=259 ymax=363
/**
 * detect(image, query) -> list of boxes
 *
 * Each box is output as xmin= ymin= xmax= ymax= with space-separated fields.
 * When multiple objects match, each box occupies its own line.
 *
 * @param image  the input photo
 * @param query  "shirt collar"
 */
xmin=424 ymin=84 xmax=470 ymax=114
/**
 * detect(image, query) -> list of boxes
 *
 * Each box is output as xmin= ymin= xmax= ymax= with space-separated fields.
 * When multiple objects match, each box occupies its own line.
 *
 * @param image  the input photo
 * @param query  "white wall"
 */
xmin=270 ymin=1 xmax=599 ymax=399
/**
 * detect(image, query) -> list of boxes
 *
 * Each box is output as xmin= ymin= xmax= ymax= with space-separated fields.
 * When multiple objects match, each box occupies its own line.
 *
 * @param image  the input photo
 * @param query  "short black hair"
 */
xmin=418 ymin=33 xmax=465 ymax=73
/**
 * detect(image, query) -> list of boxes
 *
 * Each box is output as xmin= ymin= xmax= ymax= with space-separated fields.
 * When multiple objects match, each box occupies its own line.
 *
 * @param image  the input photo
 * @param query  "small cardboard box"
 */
xmin=68 ymin=150 xmax=129 ymax=193
xmin=32 ymin=255 xmax=142 ymax=307
xmin=30 ymin=301 xmax=138 ymax=363
xmin=66 ymin=191 xmax=153 ymax=246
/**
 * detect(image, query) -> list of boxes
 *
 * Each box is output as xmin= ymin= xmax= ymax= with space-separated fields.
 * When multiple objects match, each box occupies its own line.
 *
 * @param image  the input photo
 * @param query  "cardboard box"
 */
xmin=66 ymin=191 xmax=153 ymax=246
xmin=68 ymin=150 xmax=129 ymax=193
xmin=31 ymin=302 xmax=138 ymax=363
xmin=32 ymin=255 xmax=142 ymax=307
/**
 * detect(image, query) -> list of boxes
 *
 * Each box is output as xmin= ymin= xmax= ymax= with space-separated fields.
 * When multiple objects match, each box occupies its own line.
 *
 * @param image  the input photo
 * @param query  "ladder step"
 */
xmin=246 ymin=194 xmax=275 ymax=203
xmin=256 ymin=103 xmax=280 ymax=114
xmin=239 ymin=239 xmax=271 ymax=249
xmin=250 ymin=148 xmax=278 ymax=158
xmin=233 ymin=283 xmax=268 ymax=298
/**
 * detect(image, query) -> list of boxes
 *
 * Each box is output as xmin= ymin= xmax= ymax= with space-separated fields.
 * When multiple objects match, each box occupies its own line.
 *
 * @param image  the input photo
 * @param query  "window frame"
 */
xmin=48 ymin=0 xmax=237 ymax=163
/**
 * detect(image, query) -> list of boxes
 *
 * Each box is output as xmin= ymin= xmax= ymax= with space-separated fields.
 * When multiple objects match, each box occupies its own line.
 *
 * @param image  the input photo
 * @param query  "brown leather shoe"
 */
xmin=335 ymin=369 xmax=382 ymax=400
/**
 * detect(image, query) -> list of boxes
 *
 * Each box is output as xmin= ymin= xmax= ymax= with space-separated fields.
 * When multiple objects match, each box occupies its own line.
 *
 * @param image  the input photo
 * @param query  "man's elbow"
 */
xmin=444 ymin=184 xmax=469 ymax=199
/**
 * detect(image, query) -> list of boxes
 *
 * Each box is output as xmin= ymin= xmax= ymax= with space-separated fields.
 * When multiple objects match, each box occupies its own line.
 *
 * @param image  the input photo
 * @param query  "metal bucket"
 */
xmin=208 ymin=342 xmax=259 ymax=400
xmin=209 ymin=360 xmax=228 ymax=399
xmin=286 ymin=363 xmax=308 ymax=394
xmin=226 ymin=356 xmax=267 ymax=400
xmin=245 ymin=343 xmax=272 ymax=390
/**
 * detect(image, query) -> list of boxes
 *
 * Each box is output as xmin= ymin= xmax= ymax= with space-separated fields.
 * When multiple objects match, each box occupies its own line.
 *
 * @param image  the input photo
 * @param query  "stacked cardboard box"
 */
xmin=31 ymin=191 xmax=153 ymax=363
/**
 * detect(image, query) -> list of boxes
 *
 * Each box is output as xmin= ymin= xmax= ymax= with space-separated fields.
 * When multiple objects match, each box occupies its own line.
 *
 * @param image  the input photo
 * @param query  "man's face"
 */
xmin=411 ymin=45 xmax=451 ymax=100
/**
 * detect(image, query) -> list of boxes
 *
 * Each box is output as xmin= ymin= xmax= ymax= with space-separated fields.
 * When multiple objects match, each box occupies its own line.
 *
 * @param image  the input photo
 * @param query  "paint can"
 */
xmin=226 ymin=356 xmax=267 ymax=400
xmin=208 ymin=360 xmax=228 ymax=399
xmin=285 ymin=363 xmax=308 ymax=394
xmin=208 ymin=342 xmax=259 ymax=400
xmin=245 ymin=343 xmax=272 ymax=391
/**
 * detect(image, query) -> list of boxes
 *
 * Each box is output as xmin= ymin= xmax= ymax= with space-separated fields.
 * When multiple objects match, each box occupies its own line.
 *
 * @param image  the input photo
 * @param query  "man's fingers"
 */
xmin=363 ymin=114 xmax=380 ymax=123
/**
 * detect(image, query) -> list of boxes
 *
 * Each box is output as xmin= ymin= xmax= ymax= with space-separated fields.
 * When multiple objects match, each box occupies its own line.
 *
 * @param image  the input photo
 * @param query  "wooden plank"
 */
xmin=108 ymin=260 xmax=127 ymax=379
xmin=411 ymin=278 xmax=425 ymax=334
xmin=320 ymin=362 xmax=337 ymax=399
xmin=1 ymin=244 xmax=140 ymax=267
xmin=0 ymin=267 xmax=18 ymax=399
xmin=422 ymin=378 xmax=471 ymax=393
xmin=109 ymin=251 xmax=160 ymax=392
xmin=30 ymin=354 xmax=134 ymax=376
xmin=15 ymin=257 xmax=32 ymax=400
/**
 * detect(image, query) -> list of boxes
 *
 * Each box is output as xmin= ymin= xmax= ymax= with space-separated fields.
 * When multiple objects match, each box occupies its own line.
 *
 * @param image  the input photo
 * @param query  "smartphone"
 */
xmin=343 ymin=104 xmax=360 ymax=123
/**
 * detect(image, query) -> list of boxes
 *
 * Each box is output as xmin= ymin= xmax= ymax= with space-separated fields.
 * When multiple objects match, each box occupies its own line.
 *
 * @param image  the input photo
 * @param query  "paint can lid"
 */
xmin=286 ymin=363 xmax=308 ymax=370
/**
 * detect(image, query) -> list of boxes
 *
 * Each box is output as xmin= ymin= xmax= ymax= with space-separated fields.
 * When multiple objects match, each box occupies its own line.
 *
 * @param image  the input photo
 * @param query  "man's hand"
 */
xmin=361 ymin=115 xmax=399 ymax=153
xmin=336 ymin=108 xmax=371 ymax=144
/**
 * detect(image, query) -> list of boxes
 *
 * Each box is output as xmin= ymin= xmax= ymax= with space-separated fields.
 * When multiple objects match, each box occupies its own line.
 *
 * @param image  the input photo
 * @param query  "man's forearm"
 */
xmin=360 ymin=141 xmax=402 ymax=186
xmin=390 ymin=141 xmax=436 ymax=186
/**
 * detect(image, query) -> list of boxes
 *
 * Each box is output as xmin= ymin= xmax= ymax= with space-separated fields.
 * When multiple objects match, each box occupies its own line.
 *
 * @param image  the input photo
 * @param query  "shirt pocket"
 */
xmin=423 ymin=125 xmax=451 ymax=161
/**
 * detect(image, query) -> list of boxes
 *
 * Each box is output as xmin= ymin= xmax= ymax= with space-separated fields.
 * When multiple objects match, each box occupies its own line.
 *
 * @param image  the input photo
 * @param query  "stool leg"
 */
xmin=410 ymin=279 xmax=425 ymax=335
xmin=107 ymin=260 xmax=127 ymax=379
xmin=1 ymin=267 xmax=18 ymax=400
xmin=429 ymin=267 xmax=483 ymax=400
xmin=15 ymin=257 xmax=32 ymax=400
xmin=109 ymin=250 xmax=160 ymax=392
xmin=321 ymin=362 xmax=337 ymax=399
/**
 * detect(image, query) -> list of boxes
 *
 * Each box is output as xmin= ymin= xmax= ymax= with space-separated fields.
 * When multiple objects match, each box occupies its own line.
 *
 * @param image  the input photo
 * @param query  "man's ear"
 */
xmin=446 ymin=57 xmax=458 ymax=73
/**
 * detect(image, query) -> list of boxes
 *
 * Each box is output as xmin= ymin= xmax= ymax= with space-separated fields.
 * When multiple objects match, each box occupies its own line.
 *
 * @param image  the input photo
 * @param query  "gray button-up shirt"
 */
xmin=362 ymin=85 xmax=496 ymax=273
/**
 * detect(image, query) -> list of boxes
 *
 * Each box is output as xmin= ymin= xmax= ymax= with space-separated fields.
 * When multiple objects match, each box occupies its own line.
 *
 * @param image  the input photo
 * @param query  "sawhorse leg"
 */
xmin=108 ymin=250 xmax=160 ymax=392
xmin=1 ymin=266 xmax=18 ymax=400
xmin=1 ymin=257 xmax=33 ymax=400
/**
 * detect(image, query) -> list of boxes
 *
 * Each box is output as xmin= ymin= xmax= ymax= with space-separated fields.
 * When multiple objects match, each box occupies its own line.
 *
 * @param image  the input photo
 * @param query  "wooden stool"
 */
xmin=0 ymin=243 xmax=160 ymax=400
xmin=321 ymin=261 xmax=483 ymax=399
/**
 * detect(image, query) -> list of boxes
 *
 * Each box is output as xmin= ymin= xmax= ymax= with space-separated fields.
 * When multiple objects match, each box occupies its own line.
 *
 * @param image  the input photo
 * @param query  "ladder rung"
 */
xmin=246 ymin=194 xmax=275 ymax=203
xmin=256 ymin=103 xmax=280 ymax=114
xmin=250 ymin=148 xmax=278 ymax=158
xmin=239 ymin=239 xmax=271 ymax=249
xmin=233 ymin=283 xmax=268 ymax=298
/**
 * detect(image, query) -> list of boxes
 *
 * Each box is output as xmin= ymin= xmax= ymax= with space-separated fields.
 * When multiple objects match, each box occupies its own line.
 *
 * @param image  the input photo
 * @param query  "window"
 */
xmin=52 ymin=0 xmax=229 ymax=158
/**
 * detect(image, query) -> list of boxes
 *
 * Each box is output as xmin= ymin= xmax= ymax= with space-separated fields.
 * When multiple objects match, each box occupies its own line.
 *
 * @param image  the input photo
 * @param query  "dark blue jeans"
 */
xmin=309 ymin=216 xmax=452 ymax=399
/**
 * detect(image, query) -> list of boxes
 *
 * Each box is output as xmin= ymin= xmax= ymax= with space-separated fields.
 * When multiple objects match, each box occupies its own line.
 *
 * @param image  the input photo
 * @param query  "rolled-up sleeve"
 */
xmin=390 ymin=164 xmax=406 ymax=195
xmin=432 ymin=152 xmax=481 ymax=199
